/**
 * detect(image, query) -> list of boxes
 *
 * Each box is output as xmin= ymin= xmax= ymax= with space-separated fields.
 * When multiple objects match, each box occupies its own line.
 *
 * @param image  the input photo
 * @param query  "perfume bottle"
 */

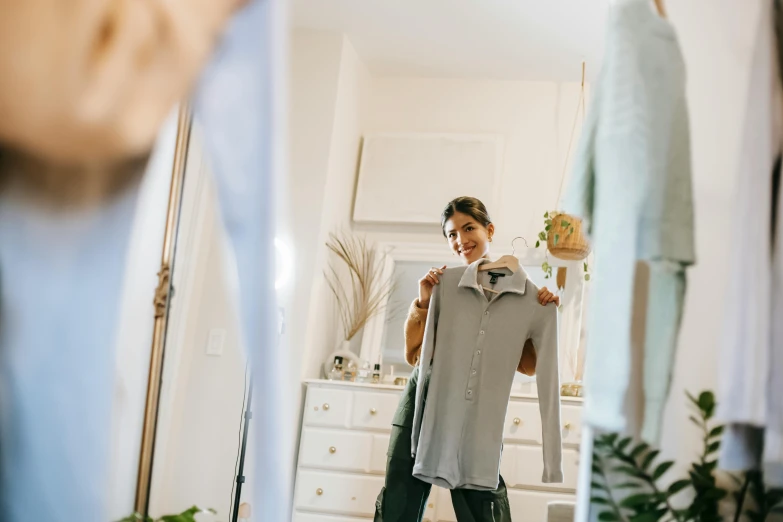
xmin=327 ymin=356 xmax=344 ymax=381
xmin=372 ymin=364 xmax=381 ymax=384
xmin=343 ymin=361 xmax=357 ymax=382
xmin=356 ymin=360 xmax=372 ymax=383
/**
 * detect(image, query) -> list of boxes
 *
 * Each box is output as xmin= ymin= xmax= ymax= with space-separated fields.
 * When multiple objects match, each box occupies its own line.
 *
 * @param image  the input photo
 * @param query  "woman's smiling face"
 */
xmin=443 ymin=211 xmax=494 ymax=265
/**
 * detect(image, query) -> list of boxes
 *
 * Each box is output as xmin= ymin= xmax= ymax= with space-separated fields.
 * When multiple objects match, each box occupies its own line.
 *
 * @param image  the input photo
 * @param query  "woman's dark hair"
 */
xmin=440 ymin=197 xmax=492 ymax=237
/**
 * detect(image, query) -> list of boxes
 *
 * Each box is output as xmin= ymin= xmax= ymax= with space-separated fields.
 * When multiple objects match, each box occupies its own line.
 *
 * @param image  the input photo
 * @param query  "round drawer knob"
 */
xmin=370 ymin=408 xmax=377 ymax=415
xmin=564 ymin=422 xmax=572 ymax=430
xmin=316 ymin=488 xmax=323 ymax=496
xmin=323 ymin=403 xmax=330 ymax=411
xmin=513 ymin=418 xmax=521 ymax=425
xmin=329 ymin=446 xmax=337 ymax=454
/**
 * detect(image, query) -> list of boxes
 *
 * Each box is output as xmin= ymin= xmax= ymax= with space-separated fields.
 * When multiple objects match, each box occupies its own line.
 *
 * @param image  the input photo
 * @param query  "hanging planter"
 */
xmin=536 ymin=211 xmax=591 ymax=281
xmin=546 ymin=212 xmax=590 ymax=261
xmin=534 ymin=61 xmax=592 ymax=282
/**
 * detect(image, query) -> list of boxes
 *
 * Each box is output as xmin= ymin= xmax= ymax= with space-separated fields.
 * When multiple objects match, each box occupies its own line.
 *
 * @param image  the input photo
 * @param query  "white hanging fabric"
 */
xmin=194 ymin=0 xmax=292 ymax=518
xmin=717 ymin=0 xmax=783 ymax=487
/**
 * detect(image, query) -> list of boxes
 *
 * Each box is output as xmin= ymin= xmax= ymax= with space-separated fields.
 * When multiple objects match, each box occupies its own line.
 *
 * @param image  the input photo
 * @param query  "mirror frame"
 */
xmin=134 ymin=105 xmax=192 ymax=516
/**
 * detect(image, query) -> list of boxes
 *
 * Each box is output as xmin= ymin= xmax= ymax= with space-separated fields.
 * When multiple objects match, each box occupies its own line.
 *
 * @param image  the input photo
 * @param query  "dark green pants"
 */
xmin=374 ymin=367 xmax=512 ymax=522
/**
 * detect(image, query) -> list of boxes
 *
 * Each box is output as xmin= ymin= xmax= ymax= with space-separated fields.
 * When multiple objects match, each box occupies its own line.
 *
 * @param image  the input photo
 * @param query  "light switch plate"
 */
xmin=206 ymin=328 xmax=226 ymax=356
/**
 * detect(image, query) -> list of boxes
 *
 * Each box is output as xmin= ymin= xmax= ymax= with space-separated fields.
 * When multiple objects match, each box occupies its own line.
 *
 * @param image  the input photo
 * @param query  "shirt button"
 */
xmin=484 ymin=311 xmax=489 ymax=316
xmin=467 ymin=390 xmax=473 ymax=396
xmin=472 ymin=369 xmax=477 ymax=375
xmin=480 ymin=330 xmax=485 ymax=335
xmin=476 ymin=350 xmax=481 ymax=355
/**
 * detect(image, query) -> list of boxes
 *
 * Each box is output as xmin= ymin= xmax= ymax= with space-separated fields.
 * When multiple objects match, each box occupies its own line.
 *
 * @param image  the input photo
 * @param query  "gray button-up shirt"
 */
xmin=411 ymin=260 xmax=563 ymax=490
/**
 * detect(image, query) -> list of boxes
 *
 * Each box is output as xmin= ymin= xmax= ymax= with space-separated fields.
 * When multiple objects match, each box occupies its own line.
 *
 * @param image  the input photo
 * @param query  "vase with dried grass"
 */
xmin=323 ymin=232 xmax=396 ymax=375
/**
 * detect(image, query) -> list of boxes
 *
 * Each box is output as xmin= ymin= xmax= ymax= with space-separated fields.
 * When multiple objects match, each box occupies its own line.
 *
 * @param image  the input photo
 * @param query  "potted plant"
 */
xmin=535 ymin=211 xmax=591 ymax=281
xmin=117 ymin=506 xmax=216 ymax=522
xmin=591 ymin=391 xmax=783 ymax=522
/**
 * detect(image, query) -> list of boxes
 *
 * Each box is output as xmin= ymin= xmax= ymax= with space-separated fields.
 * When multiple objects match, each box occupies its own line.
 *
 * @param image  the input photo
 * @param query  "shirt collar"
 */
xmin=458 ymin=258 xmax=528 ymax=296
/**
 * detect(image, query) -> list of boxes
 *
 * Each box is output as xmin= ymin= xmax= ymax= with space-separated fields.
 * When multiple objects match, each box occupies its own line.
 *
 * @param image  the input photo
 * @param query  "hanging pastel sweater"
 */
xmin=562 ymin=0 xmax=695 ymax=439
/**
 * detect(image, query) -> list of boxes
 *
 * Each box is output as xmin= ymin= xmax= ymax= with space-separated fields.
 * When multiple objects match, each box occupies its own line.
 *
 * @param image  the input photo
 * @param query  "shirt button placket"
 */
xmin=467 ymin=308 xmax=490 ymax=400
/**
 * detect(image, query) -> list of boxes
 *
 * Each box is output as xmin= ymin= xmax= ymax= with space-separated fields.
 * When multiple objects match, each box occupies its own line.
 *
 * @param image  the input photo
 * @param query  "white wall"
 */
xmin=283 ymin=29 xmax=345 ymax=385
xmin=362 ymin=77 xmax=586 ymax=247
xmin=149 ymin=193 xmax=247 ymax=519
xmin=292 ymin=36 xmax=370 ymax=377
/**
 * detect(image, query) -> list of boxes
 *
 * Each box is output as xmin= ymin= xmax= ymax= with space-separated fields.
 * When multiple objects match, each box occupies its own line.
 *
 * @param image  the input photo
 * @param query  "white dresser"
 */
xmin=293 ymin=379 xmax=583 ymax=522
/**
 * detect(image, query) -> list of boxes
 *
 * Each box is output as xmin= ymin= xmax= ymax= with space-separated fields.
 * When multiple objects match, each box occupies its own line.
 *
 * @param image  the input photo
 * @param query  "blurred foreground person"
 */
xmin=0 ymin=1 xmax=291 ymax=520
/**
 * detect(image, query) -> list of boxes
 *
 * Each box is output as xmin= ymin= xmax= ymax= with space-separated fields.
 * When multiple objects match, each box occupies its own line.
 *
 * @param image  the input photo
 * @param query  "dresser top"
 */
xmin=302 ymin=378 xmax=583 ymax=404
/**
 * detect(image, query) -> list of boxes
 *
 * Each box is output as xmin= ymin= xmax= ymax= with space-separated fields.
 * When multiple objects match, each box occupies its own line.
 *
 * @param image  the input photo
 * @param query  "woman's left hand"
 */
xmin=537 ymin=287 xmax=560 ymax=307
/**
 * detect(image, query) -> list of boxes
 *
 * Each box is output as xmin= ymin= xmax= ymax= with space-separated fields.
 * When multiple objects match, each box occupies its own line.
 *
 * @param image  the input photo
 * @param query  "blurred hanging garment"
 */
xmin=0 ymin=162 xmax=142 ymax=522
xmin=562 ymin=0 xmax=696 ymax=443
xmin=194 ymin=0 xmax=292 ymax=519
xmin=0 ymin=1 xmax=251 ymax=520
xmin=717 ymin=0 xmax=783 ymax=488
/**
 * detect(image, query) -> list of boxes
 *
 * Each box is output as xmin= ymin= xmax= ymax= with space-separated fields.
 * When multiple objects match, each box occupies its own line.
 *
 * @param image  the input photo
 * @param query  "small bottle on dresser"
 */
xmin=327 ymin=356 xmax=344 ymax=381
xmin=343 ymin=361 xmax=357 ymax=382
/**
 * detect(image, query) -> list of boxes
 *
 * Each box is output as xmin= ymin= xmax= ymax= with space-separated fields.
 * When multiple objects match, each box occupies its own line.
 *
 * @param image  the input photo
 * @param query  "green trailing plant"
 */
xmin=535 ymin=211 xmax=590 ymax=281
xmin=591 ymin=391 xmax=783 ymax=522
xmin=117 ymin=506 xmax=217 ymax=522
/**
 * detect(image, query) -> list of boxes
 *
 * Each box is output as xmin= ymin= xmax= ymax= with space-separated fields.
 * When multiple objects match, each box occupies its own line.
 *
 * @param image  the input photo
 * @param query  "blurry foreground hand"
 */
xmin=0 ymin=0 xmax=245 ymax=164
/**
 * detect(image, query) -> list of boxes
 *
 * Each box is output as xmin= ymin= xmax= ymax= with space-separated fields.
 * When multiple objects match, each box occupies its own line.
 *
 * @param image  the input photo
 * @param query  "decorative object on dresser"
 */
xmin=324 ymin=231 xmax=397 ymax=364
xmin=293 ymin=379 xmax=584 ymax=522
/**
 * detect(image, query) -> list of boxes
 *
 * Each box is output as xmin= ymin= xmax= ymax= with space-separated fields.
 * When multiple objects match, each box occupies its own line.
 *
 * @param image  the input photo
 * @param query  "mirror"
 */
xmin=138 ymin=2 xmax=607 ymax=521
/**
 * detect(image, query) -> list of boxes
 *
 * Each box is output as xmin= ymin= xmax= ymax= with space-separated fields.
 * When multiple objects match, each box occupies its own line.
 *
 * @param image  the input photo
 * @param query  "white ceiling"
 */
xmin=291 ymin=0 xmax=609 ymax=81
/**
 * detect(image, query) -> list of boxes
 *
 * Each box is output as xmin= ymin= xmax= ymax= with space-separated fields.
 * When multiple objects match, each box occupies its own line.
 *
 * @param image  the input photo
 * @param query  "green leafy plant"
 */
xmin=117 ymin=506 xmax=217 ymax=522
xmin=535 ymin=211 xmax=590 ymax=281
xmin=591 ymin=391 xmax=783 ymax=522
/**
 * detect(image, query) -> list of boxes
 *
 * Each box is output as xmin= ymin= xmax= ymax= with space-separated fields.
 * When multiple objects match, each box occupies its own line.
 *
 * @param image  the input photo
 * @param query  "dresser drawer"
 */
xmin=560 ymin=404 xmax=582 ymax=446
xmin=503 ymin=401 xmax=542 ymax=443
xmin=499 ymin=445 xmax=518 ymax=486
xmin=370 ymin=434 xmax=390 ymax=473
xmin=304 ymin=388 xmax=352 ymax=428
xmin=295 ymin=470 xmax=384 ymax=517
xmin=432 ymin=479 xmax=574 ymax=522
xmin=515 ymin=446 xmax=580 ymax=491
xmin=293 ymin=513 xmax=373 ymax=522
xmin=352 ymin=391 xmax=399 ymax=430
xmin=300 ymin=428 xmax=372 ymax=472
xmin=507 ymin=489 xmax=575 ymax=522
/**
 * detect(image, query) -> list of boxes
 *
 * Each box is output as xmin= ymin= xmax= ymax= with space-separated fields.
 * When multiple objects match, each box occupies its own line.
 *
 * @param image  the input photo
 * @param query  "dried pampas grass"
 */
xmin=325 ymin=232 xmax=396 ymax=341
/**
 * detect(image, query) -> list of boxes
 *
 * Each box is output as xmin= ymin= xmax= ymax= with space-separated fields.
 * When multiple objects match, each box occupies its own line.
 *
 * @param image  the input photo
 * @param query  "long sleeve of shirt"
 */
xmin=404 ymin=298 xmax=538 ymax=375
xmin=530 ymin=302 xmax=564 ymax=483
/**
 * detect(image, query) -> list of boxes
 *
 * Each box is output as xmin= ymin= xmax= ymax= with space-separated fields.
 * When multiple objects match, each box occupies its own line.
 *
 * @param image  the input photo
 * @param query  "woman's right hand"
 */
xmin=418 ymin=265 xmax=447 ymax=309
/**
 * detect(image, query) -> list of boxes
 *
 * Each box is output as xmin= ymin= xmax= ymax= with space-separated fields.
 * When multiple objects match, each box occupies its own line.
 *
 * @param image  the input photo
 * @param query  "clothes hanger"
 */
xmin=653 ymin=0 xmax=666 ymax=17
xmin=478 ymin=237 xmax=525 ymax=273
